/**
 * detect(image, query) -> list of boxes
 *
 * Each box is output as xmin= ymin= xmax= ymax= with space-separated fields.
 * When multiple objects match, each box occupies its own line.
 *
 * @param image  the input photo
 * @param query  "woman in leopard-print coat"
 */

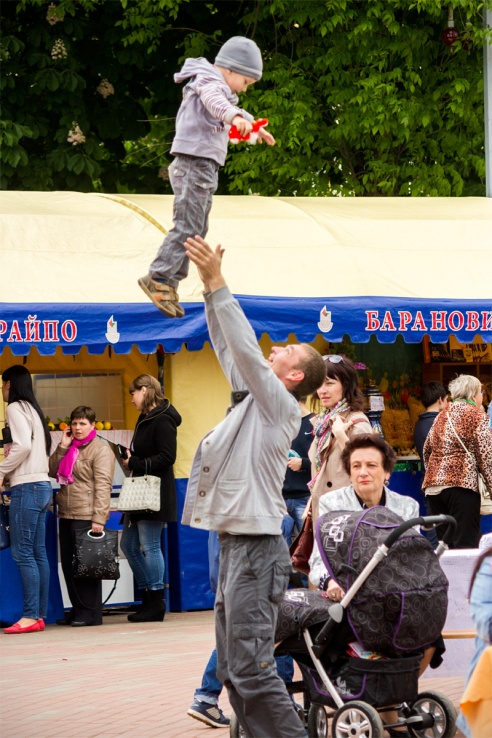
xmin=423 ymin=374 xmax=492 ymax=549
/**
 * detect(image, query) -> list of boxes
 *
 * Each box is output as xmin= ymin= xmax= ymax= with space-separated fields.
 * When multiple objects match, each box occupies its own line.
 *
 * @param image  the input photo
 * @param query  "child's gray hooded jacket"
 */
xmin=171 ymin=58 xmax=253 ymax=166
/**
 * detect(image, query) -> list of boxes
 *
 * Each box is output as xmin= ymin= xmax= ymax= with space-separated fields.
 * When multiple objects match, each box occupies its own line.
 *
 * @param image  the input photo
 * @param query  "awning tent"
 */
xmin=2 ymin=191 xmax=491 ymax=613
xmin=1 ymin=191 xmax=491 ymax=357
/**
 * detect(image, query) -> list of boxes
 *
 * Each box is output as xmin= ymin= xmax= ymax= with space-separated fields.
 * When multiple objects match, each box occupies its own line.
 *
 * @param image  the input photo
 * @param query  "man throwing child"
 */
xmin=182 ymin=236 xmax=326 ymax=737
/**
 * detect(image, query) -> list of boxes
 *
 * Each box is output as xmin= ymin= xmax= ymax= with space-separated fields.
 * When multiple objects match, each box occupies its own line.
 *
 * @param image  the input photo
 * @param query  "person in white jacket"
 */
xmin=183 ymin=235 xmax=326 ymax=738
xmin=0 ymin=365 xmax=52 ymax=634
xmin=309 ymin=434 xmax=419 ymax=596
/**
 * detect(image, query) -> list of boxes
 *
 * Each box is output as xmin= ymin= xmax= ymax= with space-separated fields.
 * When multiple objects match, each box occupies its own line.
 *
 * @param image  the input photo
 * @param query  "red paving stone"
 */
xmin=0 ymin=609 xmax=468 ymax=738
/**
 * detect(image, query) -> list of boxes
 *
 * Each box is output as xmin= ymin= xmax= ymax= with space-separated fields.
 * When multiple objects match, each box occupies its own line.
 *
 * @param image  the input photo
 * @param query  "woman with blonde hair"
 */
xmin=120 ymin=374 xmax=181 ymax=622
xmin=423 ymin=374 xmax=492 ymax=549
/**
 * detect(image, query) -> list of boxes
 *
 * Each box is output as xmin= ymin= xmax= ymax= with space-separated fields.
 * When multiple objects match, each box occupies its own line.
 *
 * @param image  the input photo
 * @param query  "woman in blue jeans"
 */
xmin=120 ymin=375 xmax=181 ymax=622
xmin=0 ymin=365 xmax=52 ymax=634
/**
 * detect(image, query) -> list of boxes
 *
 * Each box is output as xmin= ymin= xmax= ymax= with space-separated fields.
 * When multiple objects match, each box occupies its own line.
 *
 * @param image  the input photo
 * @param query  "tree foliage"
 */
xmin=1 ymin=0 xmax=490 ymax=195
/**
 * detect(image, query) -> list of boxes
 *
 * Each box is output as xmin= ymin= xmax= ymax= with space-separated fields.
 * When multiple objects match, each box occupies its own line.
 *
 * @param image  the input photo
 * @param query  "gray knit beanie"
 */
xmin=215 ymin=37 xmax=263 ymax=81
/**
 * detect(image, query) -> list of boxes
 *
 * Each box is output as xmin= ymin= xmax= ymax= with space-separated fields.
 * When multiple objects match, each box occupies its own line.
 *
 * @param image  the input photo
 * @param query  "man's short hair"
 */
xmin=420 ymin=381 xmax=447 ymax=409
xmin=292 ymin=344 xmax=326 ymax=399
xmin=341 ymin=433 xmax=397 ymax=476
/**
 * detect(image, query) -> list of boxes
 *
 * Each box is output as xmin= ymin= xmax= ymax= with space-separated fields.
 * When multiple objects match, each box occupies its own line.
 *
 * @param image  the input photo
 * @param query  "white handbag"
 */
xmin=117 ymin=459 xmax=161 ymax=512
xmin=448 ymin=416 xmax=492 ymax=515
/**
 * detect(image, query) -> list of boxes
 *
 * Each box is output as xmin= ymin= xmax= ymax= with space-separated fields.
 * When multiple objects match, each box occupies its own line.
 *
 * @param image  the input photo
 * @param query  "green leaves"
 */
xmin=1 ymin=0 xmax=489 ymax=196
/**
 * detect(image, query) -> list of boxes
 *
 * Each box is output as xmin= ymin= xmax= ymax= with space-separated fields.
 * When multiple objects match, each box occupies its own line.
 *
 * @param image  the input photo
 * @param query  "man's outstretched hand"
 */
xmin=185 ymin=236 xmax=226 ymax=292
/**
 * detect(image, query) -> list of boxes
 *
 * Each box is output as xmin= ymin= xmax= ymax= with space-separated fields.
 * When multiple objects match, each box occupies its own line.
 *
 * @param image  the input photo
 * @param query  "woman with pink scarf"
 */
xmin=49 ymin=406 xmax=114 ymax=627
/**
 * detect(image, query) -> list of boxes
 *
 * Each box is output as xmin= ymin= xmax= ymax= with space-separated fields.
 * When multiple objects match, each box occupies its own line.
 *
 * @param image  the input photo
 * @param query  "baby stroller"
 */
xmin=230 ymin=509 xmax=457 ymax=738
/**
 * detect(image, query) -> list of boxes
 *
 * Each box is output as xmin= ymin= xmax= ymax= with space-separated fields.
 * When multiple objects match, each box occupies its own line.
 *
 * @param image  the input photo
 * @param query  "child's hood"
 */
xmin=174 ymin=57 xmax=223 ymax=85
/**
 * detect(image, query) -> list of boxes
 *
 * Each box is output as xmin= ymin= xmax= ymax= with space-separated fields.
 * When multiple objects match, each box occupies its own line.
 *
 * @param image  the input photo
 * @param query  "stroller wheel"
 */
xmin=407 ymin=690 xmax=457 ymax=738
xmin=331 ymin=701 xmax=384 ymax=738
xmin=308 ymin=705 xmax=328 ymax=738
xmin=229 ymin=712 xmax=247 ymax=738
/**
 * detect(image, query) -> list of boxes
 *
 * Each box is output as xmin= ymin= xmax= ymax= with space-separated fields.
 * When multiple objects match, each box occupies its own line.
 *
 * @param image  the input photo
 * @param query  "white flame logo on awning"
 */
xmin=317 ymin=306 xmax=333 ymax=333
xmin=105 ymin=315 xmax=120 ymax=344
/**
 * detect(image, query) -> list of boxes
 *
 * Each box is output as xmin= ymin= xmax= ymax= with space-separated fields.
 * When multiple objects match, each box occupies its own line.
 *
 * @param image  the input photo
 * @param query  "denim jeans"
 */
xmin=194 ymin=647 xmax=295 ymax=706
xmin=281 ymin=495 xmax=310 ymax=546
xmin=9 ymin=481 xmax=52 ymax=620
xmin=149 ymin=154 xmax=219 ymax=287
xmin=120 ymin=517 xmax=165 ymax=590
xmin=194 ymin=647 xmax=223 ymax=705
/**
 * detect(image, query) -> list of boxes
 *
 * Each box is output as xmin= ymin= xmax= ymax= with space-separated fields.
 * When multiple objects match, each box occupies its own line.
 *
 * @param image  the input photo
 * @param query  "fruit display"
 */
xmin=46 ymin=417 xmax=114 ymax=431
xmin=380 ymin=408 xmax=415 ymax=455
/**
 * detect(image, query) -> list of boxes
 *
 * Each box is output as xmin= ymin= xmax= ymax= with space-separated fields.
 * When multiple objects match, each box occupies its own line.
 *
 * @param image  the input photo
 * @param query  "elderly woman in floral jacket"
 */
xmin=423 ymin=374 xmax=492 ymax=549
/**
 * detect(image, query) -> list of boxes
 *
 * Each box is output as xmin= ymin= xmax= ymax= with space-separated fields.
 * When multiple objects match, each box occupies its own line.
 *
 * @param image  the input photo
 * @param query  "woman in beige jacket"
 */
xmin=309 ymin=356 xmax=372 ymax=522
xmin=49 ymin=405 xmax=114 ymax=626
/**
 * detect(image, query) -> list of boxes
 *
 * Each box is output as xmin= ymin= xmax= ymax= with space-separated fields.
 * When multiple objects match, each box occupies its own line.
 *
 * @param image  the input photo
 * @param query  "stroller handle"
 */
xmin=383 ymin=514 xmax=456 ymax=549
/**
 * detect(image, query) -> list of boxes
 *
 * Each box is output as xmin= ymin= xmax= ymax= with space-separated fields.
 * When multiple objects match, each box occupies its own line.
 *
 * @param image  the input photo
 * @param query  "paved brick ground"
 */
xmin=0 ymin=609 xmax=466 ymax=738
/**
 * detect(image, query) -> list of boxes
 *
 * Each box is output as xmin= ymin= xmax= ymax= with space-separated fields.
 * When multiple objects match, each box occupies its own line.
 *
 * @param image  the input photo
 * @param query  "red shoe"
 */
xmin=4 ymin=619 xmax=45 ymax=634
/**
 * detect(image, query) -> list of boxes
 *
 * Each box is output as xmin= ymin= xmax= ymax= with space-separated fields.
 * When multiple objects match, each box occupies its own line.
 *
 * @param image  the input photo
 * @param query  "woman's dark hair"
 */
xmin=341 ymin=433 xmax=397 ymax=476
xmin=324 ymin=356 xmax=366 ymax=412
xmin=70 ymin=406 xmax=96 ymax=424
xmin=468 ymin=545 xmax=492 ymax=598
xmin=2 ymin=365 xmax=51 ymax=455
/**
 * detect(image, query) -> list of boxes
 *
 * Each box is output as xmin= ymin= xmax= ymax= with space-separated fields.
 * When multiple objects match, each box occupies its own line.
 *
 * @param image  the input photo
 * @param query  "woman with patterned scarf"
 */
xmin=49 ymin=406 xmax=114 ymax=626
xmin=308 ymin=356 xmax=371 ymax=522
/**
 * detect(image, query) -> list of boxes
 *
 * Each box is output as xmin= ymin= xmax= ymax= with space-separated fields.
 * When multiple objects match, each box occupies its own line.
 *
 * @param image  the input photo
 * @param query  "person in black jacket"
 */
xmin=281 ymin=397 xmax=314 ymax=548
xmin=120 ymin=374 xmax=181 ymax=622
xmin=414 ymin=381 xmax=448 ymax=549
xmin=414 ymin=381 xmax=448 ymax=463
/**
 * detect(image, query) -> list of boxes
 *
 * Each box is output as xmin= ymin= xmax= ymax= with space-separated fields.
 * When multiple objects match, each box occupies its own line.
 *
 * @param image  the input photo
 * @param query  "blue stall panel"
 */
xmin=167 ymin=479 xmax=215 ymax=612
xmin=389 ymin=461 xmax=427 ymax=514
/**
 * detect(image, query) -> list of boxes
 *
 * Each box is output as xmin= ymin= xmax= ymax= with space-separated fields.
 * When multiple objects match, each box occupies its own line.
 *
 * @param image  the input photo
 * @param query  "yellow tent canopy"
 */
xmin=1 ymin=191 xmax=491 ymax=356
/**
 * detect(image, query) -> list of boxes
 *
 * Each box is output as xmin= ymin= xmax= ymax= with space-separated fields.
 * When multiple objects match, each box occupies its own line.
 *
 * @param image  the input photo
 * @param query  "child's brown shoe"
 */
xmin=138 ymin=275 xmax=185 ymax=318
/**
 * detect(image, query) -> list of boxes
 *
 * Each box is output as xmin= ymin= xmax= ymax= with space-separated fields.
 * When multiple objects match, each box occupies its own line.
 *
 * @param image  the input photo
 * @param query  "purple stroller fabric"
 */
xmin=314 ymin=507 xmax=448 ymax=655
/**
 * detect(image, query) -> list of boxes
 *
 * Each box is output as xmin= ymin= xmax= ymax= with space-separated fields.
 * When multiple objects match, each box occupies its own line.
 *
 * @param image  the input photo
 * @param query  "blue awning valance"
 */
xmin=2 ymin=296 xmax=490 ymax=356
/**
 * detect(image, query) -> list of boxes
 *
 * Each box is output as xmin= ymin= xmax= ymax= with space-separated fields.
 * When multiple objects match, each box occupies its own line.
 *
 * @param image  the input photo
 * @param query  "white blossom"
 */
xmin=51 ymin=39 xmax=68 ymax=60
xmin=96 ymin=79 xmax=115 ymax=98
xmin=46 ymin=3 xmax=62 ymax=25
xmin=67 ymin=122 xmax=86 ymax=145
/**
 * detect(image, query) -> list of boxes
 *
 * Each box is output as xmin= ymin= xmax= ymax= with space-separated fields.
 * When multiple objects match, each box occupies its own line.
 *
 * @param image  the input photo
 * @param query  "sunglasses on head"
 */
xmin=323 ymin=355 xmax=344 ymax=364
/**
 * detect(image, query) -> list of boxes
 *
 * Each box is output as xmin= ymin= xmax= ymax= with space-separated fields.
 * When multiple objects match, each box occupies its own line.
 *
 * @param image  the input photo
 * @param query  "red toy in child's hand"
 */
xmin=228 ymin=118 xmax=269 ymax=144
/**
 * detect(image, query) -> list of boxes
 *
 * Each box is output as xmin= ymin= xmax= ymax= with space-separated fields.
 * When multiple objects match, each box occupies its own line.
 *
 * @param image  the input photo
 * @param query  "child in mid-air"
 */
xmin=138 ymin=36 xmax=275 ymax=318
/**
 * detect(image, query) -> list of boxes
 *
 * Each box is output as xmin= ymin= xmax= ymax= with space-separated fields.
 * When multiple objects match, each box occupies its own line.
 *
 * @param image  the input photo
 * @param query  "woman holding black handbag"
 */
xmin=49 ymin=405 xmax=114 ymax=626
xmin=120 ymin=374 xmax=181 ymax=623
xmin=0 ymin=365 xmax=52 ymax=634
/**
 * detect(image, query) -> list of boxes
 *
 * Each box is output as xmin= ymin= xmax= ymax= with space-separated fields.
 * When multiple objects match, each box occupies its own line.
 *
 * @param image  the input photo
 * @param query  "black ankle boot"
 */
xmin=128 ymin=589 xmax=165 ymax=622
xmin=130 ymin=589 xmax=149 ymax=614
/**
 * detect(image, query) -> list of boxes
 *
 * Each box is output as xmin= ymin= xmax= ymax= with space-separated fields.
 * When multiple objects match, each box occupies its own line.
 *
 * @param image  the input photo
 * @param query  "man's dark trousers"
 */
xmin=215 ymin=533 xmax=306 ymax=738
